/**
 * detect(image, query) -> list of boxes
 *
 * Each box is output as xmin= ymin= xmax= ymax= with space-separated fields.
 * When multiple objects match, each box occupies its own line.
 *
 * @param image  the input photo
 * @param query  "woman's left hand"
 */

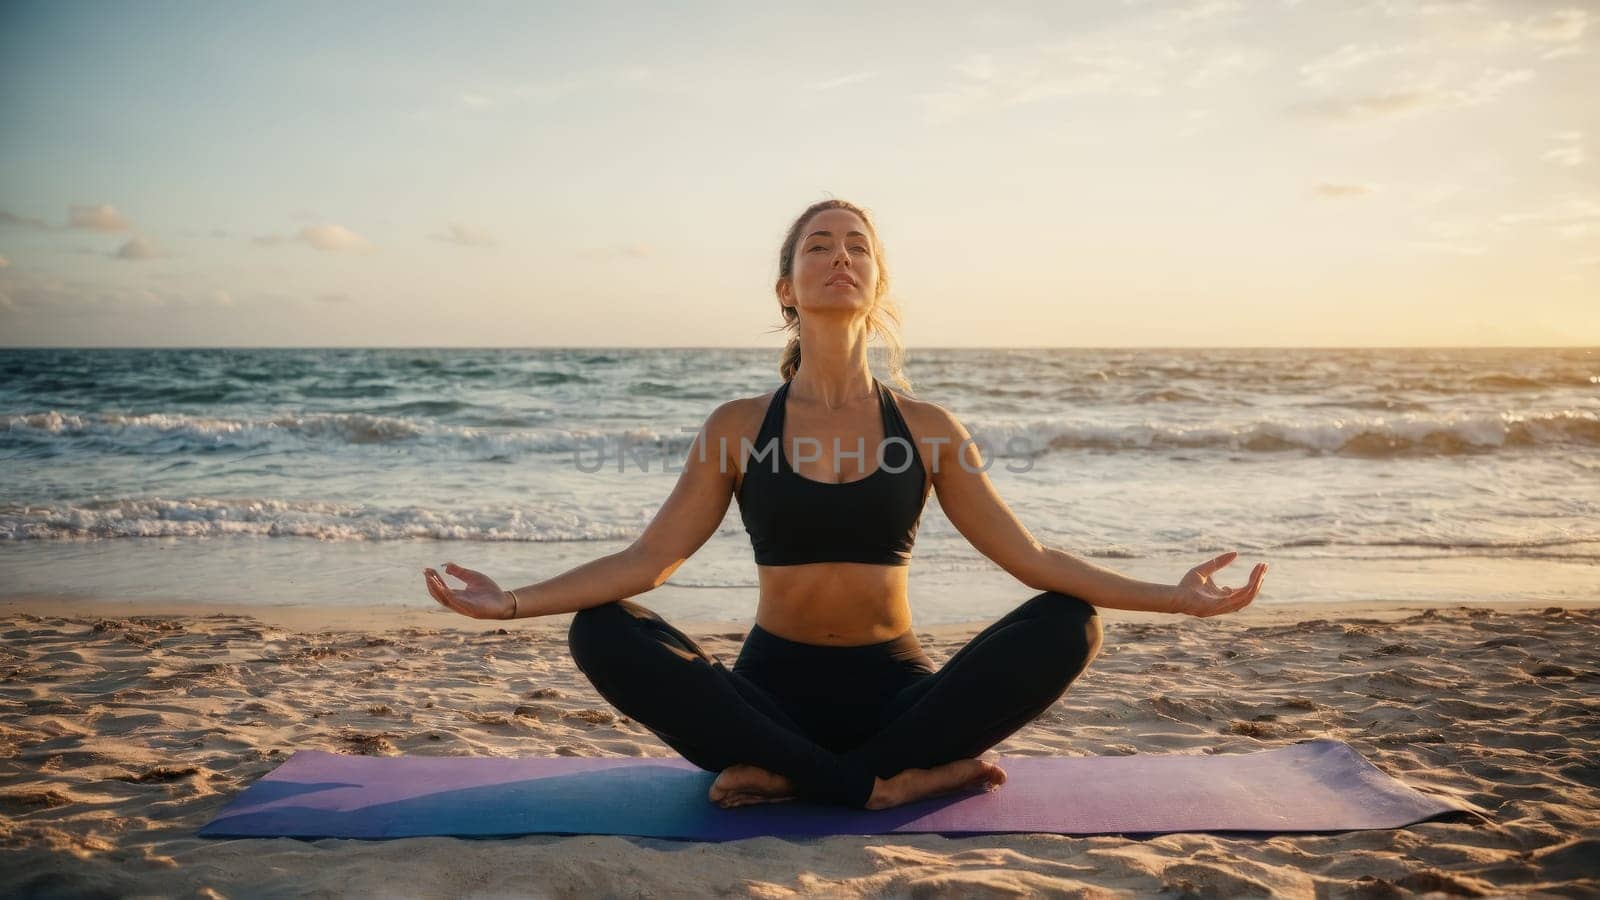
xmin=1170 ymin=551 xmax=1266 ymax=617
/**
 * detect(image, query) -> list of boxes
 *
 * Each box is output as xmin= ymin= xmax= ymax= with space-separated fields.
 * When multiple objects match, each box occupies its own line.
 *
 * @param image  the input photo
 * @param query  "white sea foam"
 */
xmin=5 ymin=407 xmax=1597 ymax=459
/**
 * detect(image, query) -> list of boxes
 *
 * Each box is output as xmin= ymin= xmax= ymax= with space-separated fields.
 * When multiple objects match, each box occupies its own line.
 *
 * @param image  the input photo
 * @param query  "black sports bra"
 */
xmin=735 ymin=377 xmax=928 ymax=566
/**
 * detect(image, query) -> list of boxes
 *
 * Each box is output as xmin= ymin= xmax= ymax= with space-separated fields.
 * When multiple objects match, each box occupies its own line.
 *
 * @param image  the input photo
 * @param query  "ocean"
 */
xmin=2 ymin=347 xmax=1596 ymax=626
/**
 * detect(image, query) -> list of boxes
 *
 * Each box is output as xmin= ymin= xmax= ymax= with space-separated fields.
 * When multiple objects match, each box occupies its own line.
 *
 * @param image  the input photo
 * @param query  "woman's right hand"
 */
xmin=424 ymin=562 xmax=514 ymax=620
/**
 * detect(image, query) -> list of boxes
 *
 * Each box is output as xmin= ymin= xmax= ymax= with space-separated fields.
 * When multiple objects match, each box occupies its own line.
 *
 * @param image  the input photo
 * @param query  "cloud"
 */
xmin=1291 ymin=68 xmax=1533 ymax=121
xmin=69 ymin=204 xmax=132 ymax=232
xmin=955 ymin=54 xmax=995 ymax=81
xmin=254 ymin=223 xmax=375 ymax=252
xmin=1291 ymin=89 xmax=1436 ymax=120
xmin=1542 ymin=131 xmax=1584 ymax=167
xmin=113 ymin=235 xmax=164 ymax=260
xmin=1411 ymin=240 xmax=1486 ymax=256
xmin=1315 ymin=182 xmax=1374 ymax=198
xmin=1 ymin=210 xmax=50 ymax=230
xmin=579 ymin=243 xmax=652 ymax=261
xmin=807 ymin=72 xmax=877 ymax=91
xmin=0 ymin=268 xmax=252 ymax=314
xmin=0 ymin=255 xmax=8 ymax=267
xmin=1298 ymin=43 xmax=1409 ymax=88
xmin=1519 ymin=8 xmax=1591 ymax=44
xmin=917 ymin=4 xmax=1262 ymax=124
xmin=1497 ymin=195 xmax=1600 ymax=227
xmin=299 ymin=224 xmax=373 ymax=252
xmin=1174 ymin=0 xmax=1243 ymax=23
xmin=455 ymin=67 xmax=652 ymax=112
xmin=430 ymin=223 xmax=497 ymax=247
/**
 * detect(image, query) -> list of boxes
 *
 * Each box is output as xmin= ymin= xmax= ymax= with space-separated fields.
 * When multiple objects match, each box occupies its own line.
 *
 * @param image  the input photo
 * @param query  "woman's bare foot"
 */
xmin=708 ymin=764 xmax=798 ymax=808
xmin=866 ymin=758 xmax=1007 ymax=810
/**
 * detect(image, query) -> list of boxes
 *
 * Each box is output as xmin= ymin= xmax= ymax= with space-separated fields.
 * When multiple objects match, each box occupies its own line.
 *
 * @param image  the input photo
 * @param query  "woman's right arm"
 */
xmin=499 ymin=400 xmax=745 ymax=618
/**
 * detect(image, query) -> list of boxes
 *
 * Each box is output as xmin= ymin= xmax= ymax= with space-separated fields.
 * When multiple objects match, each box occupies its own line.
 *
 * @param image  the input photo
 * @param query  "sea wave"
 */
xmin=4 ymin=407 xmax=1597 ymax=460
xmin=0 ymin=497 xmax=654 ymax=542
xmin=970 ymin=409 xmax=1600 ymax=458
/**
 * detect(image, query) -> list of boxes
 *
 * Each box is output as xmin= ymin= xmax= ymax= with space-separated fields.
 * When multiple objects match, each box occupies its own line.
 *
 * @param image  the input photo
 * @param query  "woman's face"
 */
xmin=781 ymin=208 xmax=878 ymax=315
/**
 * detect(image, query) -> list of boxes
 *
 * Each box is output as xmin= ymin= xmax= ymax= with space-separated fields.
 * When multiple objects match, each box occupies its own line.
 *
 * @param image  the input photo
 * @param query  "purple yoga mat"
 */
xmin=198 ymin=739 xmax=1477 ymax=842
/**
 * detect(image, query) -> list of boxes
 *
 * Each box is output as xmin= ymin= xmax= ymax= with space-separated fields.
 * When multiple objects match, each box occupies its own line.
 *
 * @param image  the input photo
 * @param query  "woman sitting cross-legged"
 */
xmin=424 ymin=199 xmax=1267 ymax=811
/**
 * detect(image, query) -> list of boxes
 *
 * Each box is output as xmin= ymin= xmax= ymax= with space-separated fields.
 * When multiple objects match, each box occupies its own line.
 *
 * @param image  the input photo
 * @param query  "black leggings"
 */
xmin=567 ymin=589 xmax=1102 ymax=809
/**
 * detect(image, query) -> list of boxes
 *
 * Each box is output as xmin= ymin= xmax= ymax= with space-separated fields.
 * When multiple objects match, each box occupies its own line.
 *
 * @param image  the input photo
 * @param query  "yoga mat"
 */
xmin=198 ymin=739 xmax=1477 ymax=842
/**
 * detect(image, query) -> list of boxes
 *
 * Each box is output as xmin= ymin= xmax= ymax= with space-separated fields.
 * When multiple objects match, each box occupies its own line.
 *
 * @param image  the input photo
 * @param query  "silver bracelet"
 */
xmin=504 ymin=589 xmax=518 ymax=620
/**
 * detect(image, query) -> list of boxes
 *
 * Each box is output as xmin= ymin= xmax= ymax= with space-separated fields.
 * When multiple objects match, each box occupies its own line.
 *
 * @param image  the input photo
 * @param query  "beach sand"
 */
xmin=2 ymin=596 xmax=1596 ymax=899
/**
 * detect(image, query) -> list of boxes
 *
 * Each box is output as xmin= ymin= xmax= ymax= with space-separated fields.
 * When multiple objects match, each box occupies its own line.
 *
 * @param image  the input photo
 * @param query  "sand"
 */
xmin=1 ymin=596 xmax=1596 ymax=899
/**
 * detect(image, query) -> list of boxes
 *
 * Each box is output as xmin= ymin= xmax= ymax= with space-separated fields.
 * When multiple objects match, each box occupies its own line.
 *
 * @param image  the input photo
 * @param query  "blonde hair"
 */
xmin=770 ymin=199 xmax=912 ymax=394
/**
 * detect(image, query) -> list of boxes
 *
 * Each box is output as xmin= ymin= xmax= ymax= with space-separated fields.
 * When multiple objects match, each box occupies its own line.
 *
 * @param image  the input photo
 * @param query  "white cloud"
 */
xmin=1491 ymin=195 xmax=1600 ymax=243
xmin=1408 ymin=184 xmax=1464 ymax=208
xmin=1175 ymin=0 xmax=1243 ymax=23
xmin=1292 ymin=67 xmax=1533 ymax=121
xmin=1542 ymin=131 xmax=1585 ymax=167
xmin=113 ymin=235 xmax=163 ymax=260
xmin=1544 ymin=146 xmax=1585 ymax=166
xmin=579 ymin=243 xmax=652 ymax=261
xmin=1315 ymin=182 xmax=1374 ymax=198
xmin=1411 ymin=240 xmax=1486 ymax=256
xmin=299 ymin=224 xmax=372 ymax=252
xmin=1298 ymin=42 xmax=1408 ymax=88
xmin=430 ymin=223 xmax=498 ymax=248
xmin=1498 ymin=195 xmax=1600 ymax=227
xmin=807 ymin=72 xmax=877 ymax=91
xmin=69 ymin=203 xmax=131 ymax=232
xmin=251 ymin=223 xmax=374 ymax=252
xmin=954 ymin=54 xmax=995 ymax=82
xmin=509 ymin=76 xmax=588 ymax=103
xmin=1520 ymin=8 xmax=1591 ymax=44
xmin=917 ymin=3 xmax=1264 ymax=124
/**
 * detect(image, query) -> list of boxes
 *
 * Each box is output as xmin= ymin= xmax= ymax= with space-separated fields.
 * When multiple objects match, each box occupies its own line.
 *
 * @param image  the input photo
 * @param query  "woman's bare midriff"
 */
xmin=732 ymin=387 xmax=928 ymax=647
xmin=753 ymin=562 xmax=913 ymax=646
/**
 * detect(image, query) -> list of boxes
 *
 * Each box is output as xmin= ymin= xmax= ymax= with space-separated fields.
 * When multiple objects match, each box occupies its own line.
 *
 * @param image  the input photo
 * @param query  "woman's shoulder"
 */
xmin=703 ymin=387 xmax=780 ymax=445
xmin=884 ymin=386 xmax=962 ymax=442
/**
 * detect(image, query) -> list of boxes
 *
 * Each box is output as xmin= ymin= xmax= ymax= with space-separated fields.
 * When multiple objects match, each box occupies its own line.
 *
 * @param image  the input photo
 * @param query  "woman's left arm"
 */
xmin=920 ymin=403 xmax=1266 ymax=616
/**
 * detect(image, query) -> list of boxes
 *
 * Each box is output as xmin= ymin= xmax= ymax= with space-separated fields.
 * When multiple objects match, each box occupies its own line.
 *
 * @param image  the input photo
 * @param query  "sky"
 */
xmin=1 ymin=0 xmax=1596 ymax=348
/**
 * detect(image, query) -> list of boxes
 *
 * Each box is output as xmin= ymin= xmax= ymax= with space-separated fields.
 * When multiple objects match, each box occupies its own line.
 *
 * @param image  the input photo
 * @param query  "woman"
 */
xmin=424 ymin=199 xmax=1268 ymax=812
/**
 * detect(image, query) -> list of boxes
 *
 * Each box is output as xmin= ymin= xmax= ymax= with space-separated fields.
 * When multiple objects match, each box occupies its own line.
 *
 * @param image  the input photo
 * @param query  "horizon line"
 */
xmin=2 ymin=344 xmax=1597 ymax=352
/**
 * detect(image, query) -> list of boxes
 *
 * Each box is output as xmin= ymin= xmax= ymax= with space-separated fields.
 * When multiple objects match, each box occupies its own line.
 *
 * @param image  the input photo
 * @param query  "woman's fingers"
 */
xmin=1228 ymin=564 xmax=1266 ymax=600
xmin=424 ymin=569 xmax=448 ymax=606
xmin=424 ymin=568 xmax=464 ymax=616
xmin=1191 ymin=550 xmax=1238 ymax=578
xmin=443 ymin=561 xmax=485 ymax=587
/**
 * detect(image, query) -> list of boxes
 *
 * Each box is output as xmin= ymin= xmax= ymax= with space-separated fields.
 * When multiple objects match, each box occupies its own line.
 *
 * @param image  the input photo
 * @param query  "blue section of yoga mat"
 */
xmin=198 ymin=739 xmax=1477 ymax=842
